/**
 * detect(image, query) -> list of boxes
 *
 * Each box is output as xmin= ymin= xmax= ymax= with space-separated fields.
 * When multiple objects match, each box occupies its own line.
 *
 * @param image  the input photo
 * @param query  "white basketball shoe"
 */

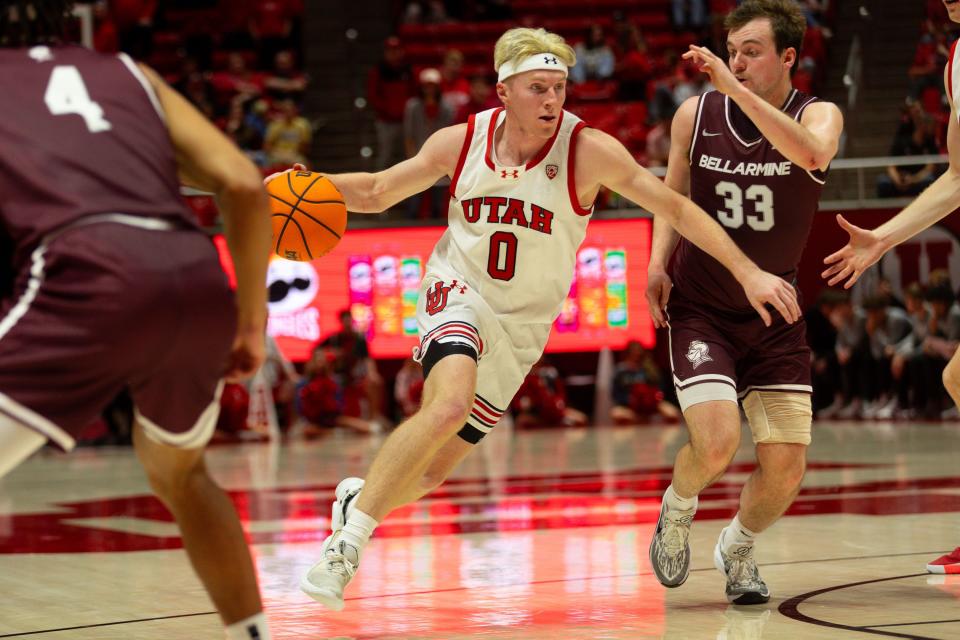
xmin=300 ymin=477 xmax=365 ymax=610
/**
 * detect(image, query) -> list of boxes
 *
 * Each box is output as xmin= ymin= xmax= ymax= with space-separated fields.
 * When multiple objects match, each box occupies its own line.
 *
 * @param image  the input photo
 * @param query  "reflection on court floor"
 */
xmin=1 ymin=420 xmax=959 ymax=639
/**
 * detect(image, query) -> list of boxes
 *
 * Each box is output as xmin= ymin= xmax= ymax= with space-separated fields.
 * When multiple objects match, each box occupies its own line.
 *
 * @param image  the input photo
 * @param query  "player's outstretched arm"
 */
xmin=823 ymin=68 xmax=960 ymax=288
xmin=584 ymin=129 xmax=800 ymax=326
xmin=140 ymin=64 xmax=270 ymax=380
xmin=683 ymin=45 xmax=843 ymax=171
xmin=308 ymin=124 xmax=465 ymax=214
xmin=647 ymin=97 xmax=698 ymax=328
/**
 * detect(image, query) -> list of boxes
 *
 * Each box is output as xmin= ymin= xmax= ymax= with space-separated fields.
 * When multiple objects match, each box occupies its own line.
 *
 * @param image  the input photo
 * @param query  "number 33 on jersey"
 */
xmin=425 ymin=107 xmax=594 ymax=324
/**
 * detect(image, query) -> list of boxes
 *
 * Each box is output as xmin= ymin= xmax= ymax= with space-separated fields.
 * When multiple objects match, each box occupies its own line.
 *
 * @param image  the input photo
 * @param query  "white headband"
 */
xmin=497 ymin=52 xmax=568 ymax=82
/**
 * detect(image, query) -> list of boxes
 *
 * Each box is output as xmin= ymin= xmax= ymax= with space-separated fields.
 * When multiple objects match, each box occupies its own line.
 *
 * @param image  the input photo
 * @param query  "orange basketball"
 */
xmin=268 ymin=171 xmax=347 ymax=261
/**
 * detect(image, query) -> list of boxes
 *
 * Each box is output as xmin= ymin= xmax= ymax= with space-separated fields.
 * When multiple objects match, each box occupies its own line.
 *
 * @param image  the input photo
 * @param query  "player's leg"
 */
xmin=353 ymin=353 xmax=477 ymax=520
xmin=670 ymin=401 xmax=743 ymax=498
xmin=650 ymin=400 xmax=741 ymax=588
xmin=0 ymin=419 xmax=46 ymax=479
xmin=132 ymin=421 xmax=268 ymax=639
xmin=301 ymin=350 xmax=478 ymax=610
xmin=713 ymin=390 xmax=810 ymax=605
xmin=926 ymin=350 xmax=960 ymax=574
xmin=650 ymin=299 xmax=742 ymax=588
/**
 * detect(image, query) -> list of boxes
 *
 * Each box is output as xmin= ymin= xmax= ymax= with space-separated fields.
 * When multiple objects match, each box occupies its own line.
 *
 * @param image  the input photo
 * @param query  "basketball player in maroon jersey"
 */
xmin=823 ymin=0 xmax=960 ymax=577
xmin=0 ymin=2 xmax=273 ymax=638
xmin=646 ymin=0 xmax=843 ymax=603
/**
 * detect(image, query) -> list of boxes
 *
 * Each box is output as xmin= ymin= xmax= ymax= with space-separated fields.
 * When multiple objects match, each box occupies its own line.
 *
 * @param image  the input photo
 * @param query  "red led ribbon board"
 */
xmin=215 ymin=219 xmax=653 ymax=361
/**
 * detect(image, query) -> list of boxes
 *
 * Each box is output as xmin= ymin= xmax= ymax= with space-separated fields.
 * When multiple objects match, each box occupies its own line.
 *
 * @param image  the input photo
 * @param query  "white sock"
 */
xmin=340 ymin=508 xmax=379 ymax=552
xmin=225 ymin=612 xmax=270 ymax=640
xmin=664 ymin=484 xmax=698 ymax=512
xmin=721 ymin=513 xmax=757 ymax=554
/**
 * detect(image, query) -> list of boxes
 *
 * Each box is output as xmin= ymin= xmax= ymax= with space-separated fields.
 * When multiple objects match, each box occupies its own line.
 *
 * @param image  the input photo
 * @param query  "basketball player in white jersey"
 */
xmin=824 ymin=0 xmax=960 ymax=576
xmin=283 ymin=27 xmax=802 ymax=610
xmin=645 ymin=0 xmax=843 ymax=604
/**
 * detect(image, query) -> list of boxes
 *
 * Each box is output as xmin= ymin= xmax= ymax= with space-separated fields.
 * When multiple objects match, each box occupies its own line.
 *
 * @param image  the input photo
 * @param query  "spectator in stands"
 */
xmin=807 ymin=289 xmax=844 ymax=416
xmin=110 ymin=0 xmax=156 ymax=60
xmin=440 ymin=49 xmax=471 ymax=111
xmin=299 ymin=346 xmax=380 ymax=435
xmin=860 ymin=294 xmax=912 ymax=418
xmin=615 ymin=24 xmax=654 ymax=101
xmin=512 ymin=357 xmax=588 ymax=428
xmin=672 ymin=0 xmax=708 ymax=32
xmin=265 ymin=50 xmax=308 ymax=102
xmin=320 ymin=309 xmax=389 ymax=430
xmin=227 ymin=97 xmax=270 ymax=165
xmin=569 ymin=24 xmax=616 ymax=84
xmin=672 ymin=59 xmax=712 ymax=105
xmin=211 ymin=52 xmax=265 ymax=104
xmin=646 ymin=109 xmax=674 ymax=168
xmin=910 ymin=283 xmax=960 ymax=418
xmin=264 ymin=99 xmax=312 ymax=167
xmin=877 ymin=100 xmax=942 ymax=198
xmin=470 ymin=0 xmax=513 ymax=21
xmin=611 ymin=341 xmax=681 ymax=423
xmin=884 ymin=282 xmax=930 ymax=419
xmin=827 ymin=293 xmax=868 ymax=418
xmin=368 ymin=36 xmax=413 ymax=170
xmin=404 ymin=68 xmax=454 ymax=218
xmin=394 ymin=358 xmax=424 ymax=420
xmin=909 ymin=28 xmax=943 ymax=101
xmin=402 ymin=0 xmax=450 ymax=24
xmin=177 ymin=65 xmax=217 ymax=121
xmin=260 ymin=334 xmax=299 ymax=432
xmin=250 ymin=0 xmax=294 ymax=68
xmin=93 ymin=1 xmax=118 ymax=53
xmin=454 ymin=73 xmax=499 ymax=123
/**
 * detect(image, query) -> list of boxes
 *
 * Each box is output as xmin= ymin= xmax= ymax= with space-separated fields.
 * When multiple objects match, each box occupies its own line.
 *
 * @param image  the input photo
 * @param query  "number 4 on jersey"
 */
xmin=44 ymin=65 xmax=112 ymax=133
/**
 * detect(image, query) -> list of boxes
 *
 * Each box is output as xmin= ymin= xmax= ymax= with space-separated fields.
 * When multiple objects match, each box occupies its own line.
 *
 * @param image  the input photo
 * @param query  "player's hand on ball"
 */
xmin=821 ymin=214 xmax=884 ymax=289
xmin=263 ymin=163 xmax=308 ymax=186
xmin=645 ymin=267 xmax=673 ymax=329
xmin=741 ymin=269 xmax=800 ymax=327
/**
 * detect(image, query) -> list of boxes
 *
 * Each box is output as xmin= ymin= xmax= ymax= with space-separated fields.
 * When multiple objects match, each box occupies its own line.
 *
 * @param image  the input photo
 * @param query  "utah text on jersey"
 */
xmin=460 ymin=197 xmax=555 ymax=235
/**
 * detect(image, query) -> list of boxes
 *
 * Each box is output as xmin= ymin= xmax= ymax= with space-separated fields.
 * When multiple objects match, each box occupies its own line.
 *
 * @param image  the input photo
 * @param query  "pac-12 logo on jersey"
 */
xmin=686 ymin=340 xmax=713 ymax=369
xmin=425 ymin=280 xmax=467 ymax=315
xmin=545 ymin=164 xmax=558 ymax=180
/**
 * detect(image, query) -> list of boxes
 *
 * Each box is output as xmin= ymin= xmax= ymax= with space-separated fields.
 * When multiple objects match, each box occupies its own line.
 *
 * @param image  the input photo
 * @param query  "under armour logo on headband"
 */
xmin=544 ymin=56 xmax=558 ymax=64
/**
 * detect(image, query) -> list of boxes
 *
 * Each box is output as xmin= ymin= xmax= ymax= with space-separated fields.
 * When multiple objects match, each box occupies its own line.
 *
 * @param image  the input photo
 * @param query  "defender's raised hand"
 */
xmin=822 ymin=214 xmax=885 ymax=288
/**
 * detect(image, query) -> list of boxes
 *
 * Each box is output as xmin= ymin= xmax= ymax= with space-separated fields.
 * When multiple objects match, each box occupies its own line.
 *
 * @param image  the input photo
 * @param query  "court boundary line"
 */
xmin=0 ymin=551 xmax=947 ymax=637
xmin=0 ymin=611 xmax=216 ymax=638
xmin=779 ymin=573 xmax=947 ymax=640
xmin=867 ymin=618 xmax=960 ymax=629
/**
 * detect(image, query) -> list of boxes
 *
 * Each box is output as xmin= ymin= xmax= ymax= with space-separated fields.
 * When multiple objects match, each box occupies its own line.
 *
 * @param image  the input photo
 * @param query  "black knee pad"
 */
xmin=421 ymin=340 xmax=478 ymax=379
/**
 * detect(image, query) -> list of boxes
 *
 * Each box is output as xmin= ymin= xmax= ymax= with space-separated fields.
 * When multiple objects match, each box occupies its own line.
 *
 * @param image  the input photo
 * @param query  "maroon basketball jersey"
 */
xmin=671 ymin=89 xmax=827 ymax=313
xmin=0 ymin=45 xmax=195 ymax=265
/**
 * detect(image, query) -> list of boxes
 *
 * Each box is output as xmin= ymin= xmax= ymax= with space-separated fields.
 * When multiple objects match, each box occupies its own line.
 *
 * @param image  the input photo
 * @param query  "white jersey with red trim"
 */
xmin=427 ymin=107 xmax=594 ymax=324
xmin=950 ymin=40 xmax=960 ymax=119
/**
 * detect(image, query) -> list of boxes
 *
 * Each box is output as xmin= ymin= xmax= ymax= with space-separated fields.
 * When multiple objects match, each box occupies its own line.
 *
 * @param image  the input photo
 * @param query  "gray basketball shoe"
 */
xmin=649 ymin=499 xmax=696 ymax=587
xmin=713 ymin=530 xmax=771 ymax=605
xmin=299 ymin=477 xmax=365 ymax=610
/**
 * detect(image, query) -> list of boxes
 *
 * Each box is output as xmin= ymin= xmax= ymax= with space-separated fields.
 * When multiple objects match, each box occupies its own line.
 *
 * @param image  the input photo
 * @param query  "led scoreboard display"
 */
xmin=215 ymin=218 xmax=654 ymax=362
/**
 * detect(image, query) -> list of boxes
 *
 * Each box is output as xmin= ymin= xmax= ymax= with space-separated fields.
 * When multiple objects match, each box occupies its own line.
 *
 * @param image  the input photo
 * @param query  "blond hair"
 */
xmin=493 ymin=27 xmax=576 ymax=75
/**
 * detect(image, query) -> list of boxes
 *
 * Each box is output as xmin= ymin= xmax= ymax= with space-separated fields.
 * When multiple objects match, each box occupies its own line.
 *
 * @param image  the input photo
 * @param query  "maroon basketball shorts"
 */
xmin=0 ymin=217 xmax=236 ymax=451
xmin=666 ymin=292 xmax=812 ymax=413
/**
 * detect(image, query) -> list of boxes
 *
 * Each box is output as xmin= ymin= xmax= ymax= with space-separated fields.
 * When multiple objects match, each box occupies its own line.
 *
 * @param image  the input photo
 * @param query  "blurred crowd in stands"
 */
xmin=808 ymin=273 xmax=960 ymax=421
xmin=878 ymin=0 xmax=957 ymax=198
xmin=376 ymin=0 xmax=834 ymax=214
xmin=90 ymin=0 xmax=310 ymax=181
